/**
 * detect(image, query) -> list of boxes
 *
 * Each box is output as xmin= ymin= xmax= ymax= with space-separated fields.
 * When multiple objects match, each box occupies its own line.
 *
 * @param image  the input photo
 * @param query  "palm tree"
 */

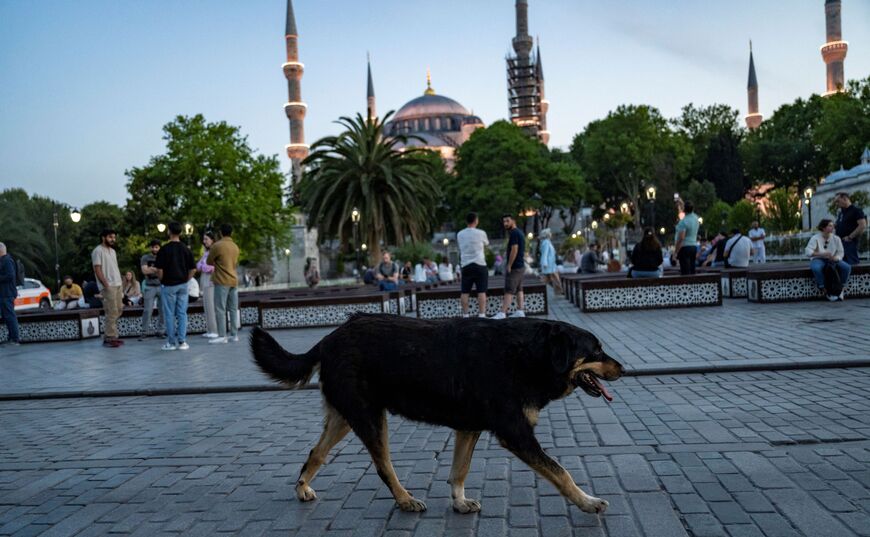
xmin=299 ymin=113 xmax=442 ymax=262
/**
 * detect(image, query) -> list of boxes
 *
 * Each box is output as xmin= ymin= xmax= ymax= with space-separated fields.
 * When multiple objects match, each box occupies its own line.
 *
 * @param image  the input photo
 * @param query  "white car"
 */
xmin=14 ymin=278 xmax=53 ymax=312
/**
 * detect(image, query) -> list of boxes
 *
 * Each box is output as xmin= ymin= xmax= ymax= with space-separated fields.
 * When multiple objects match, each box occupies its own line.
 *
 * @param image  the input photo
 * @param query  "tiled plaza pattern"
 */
xmin=2 ymin=368 xmax=870 ymax=536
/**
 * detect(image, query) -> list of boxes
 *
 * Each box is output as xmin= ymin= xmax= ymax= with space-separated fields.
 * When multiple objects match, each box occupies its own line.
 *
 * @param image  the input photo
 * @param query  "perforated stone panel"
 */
xmin=417 ymin=291 xmax=547 ymax=319
xmin=0 ymin=319 xmax=80 ymax=343
xmin=582 ymin=282 xmax=720 ymax=312
xmin=261 ymin=302 xmax=384 ymax=328
xmin=755 ymin=273 xmax=870 ymax=302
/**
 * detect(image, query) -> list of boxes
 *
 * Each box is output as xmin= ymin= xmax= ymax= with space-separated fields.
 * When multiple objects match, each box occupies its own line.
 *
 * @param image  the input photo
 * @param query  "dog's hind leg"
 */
xmin=295 ymin=404 xmax=350 ymax=502
xmin=354 ymin=412 xmax=427 ymax=512
xmin=448 ymin=430 xmax=482 ymax=514
xmin=495 ymin=424 xmax=608 ymax=514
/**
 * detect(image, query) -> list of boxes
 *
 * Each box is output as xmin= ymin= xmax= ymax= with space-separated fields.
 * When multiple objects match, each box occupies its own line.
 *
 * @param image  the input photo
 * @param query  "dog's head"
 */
xmin=538 ymin=321 xmax=624 ymax=401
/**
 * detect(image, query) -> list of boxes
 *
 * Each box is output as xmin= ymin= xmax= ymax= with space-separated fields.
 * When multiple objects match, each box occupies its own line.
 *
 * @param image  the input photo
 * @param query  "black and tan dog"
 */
xmin=251 ymin=313 xmax=623 ymax=515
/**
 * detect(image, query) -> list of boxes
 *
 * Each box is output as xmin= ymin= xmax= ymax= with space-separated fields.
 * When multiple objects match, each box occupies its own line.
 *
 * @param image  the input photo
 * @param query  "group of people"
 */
xmin=94 ymin=222 xmax=241 ymax=349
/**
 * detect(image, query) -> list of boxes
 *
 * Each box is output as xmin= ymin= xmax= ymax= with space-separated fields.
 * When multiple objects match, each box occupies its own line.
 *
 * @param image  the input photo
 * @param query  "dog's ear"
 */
xmin=538 ymin=323 xmax=575 ymax=374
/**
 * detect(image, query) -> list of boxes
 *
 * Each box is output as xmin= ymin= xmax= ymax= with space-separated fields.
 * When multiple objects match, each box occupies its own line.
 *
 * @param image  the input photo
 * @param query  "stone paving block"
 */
xmin=694 ymin=482 xmax=732 ymax=502
xmin=724 ymin=525 xmax=766 ymax=537
xmin=671 ymin=493 xmax=710 ymax=514
xmin=683 ymin=513 xmax=727 ymax=537
xmin=708 ymin=501 xmax=751 ymax=524
xmin=764 ymin=488 xmax=851 ymax=537
xmin=612 ymin=454 xmax=658 ymax=492
xmin=627 ymin=491 xmax=689 ymax=537
xmin=726 ymin=453 xmax=793 ymax=489
xmin=604 ymin=515 xmax=641 ymax=537
xmin=38 ymin=502 xmax=117 ymax=537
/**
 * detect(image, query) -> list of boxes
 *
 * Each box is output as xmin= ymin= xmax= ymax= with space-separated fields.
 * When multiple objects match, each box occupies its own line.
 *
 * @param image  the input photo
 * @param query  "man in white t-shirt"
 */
xmin=748 ymin=221 xmax=766 ymax=263
xmin=456 ymin=212 xmax=489 ymax=318
xmin=723 ymin=228 xmax=752 ymax=268
xmin=92 ymin=229 xmax=124 ymax=348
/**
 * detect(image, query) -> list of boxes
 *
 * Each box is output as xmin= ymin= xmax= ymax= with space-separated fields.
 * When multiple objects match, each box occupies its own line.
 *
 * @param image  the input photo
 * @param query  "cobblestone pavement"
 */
xmin=2 ymin=368 xmax=870 ymax=536
xmin=2 ymin=295 xmax=869 ymax=397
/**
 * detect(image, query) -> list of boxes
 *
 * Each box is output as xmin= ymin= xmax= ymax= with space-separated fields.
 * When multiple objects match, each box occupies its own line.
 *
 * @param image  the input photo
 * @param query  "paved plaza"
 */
xmin=2 ymin=294 xmax=870 ymax=536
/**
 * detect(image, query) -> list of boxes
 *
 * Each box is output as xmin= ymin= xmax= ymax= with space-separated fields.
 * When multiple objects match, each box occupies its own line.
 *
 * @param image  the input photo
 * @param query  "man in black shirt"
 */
xmin=494 ymin=214 xmax=526 ymax=319
xmin=155 ymin=222 xmax=196 ymax=351
xmin=834 ymin=192 xmax=867 ymax=265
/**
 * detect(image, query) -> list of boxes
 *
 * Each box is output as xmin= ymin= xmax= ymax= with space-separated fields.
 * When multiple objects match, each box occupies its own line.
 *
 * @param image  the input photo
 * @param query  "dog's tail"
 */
xmin=250 ymin=327 xmax=319 ymax=388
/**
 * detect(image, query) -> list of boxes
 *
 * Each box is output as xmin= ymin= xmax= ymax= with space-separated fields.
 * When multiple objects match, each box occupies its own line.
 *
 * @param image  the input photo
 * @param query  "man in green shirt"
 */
xmin=673 ymin=201 xmax=700 ymax=275
xmin=206 ymin=223 xmax=241 ymax=344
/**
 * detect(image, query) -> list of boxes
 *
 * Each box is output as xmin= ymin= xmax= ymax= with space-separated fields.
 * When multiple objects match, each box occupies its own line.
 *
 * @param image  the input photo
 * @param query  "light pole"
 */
xmin=284 ymin=248 xmax=291 ymax=288
xmin=645 ymin=185 xmax=657 ymax=230
xmin=52 ymin=212 xmax=60 ymax=291
xmin=442 ymin=237 xmax=450 ymax=263
xmin=804 ymin=187 xmax=814 ymax=230
xmin=351 ymin=207 xmax=361 ymax=281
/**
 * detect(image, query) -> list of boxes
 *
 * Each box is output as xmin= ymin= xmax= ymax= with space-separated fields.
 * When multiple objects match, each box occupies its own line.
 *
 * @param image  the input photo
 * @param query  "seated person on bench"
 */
xmin=806 ymin=219 xmax=851 ymax=301
xmin=629 ymin=228 xmax=663 ymax=278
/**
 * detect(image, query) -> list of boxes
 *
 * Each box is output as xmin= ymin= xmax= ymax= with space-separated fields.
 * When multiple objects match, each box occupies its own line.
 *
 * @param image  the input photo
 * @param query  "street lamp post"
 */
xmin=804 ymin=187 xmax=814 ymax=230
xmin=284 ymin=248 xmax=291 ymax=289
xmin=52 ymin=212 xmax=60 ymax=291
xmin=645 ymin=186 xmax=657 ymax=230
xmin=351 ymin=208 xmax=361 ymax=281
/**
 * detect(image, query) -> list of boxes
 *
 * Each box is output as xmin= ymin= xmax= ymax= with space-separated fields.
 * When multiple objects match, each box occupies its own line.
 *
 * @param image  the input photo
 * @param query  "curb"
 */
xmin=624 ymin=358 xmax=870 ymax=376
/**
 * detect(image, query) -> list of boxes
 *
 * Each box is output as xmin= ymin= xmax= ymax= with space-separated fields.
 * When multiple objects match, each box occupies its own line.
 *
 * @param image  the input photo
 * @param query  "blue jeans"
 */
xmin=161 ymin=283 xmax=189 ymax=345
xmin=630 ymin=269 xmax=661 ymax=279
xmin=0 ymin=297 xmax=20 ymax=343
xmin=378 ymin=281 xmax=397 ymax=291
xmin=809 ymin=259 xmax=851 ymax=291
xmin=842 ymin=240 xmax=860 ymax=265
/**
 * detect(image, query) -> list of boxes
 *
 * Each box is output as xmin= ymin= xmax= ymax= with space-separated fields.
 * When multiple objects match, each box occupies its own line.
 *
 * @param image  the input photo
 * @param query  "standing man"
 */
xmin=457 ymin=211 xmax=489 ymax=318
xmin=494 ymin=214 xmax=525 ymax=319
xmin=834 ymin=192 xmax=867 ymax=266
xmin=748 ymin=221 xmax=766 ymax=264
xmin=0 ymin=242 xmax=21 ymax=346
xmin=139 ymin=240 xmax=164 ymax=339
xmin=673 ymin=201 xmax=700 ymax=275
xmin=207 ymin=223 xmax=240 ymax=344
xmin=155 ymin=222 xmax=196 ymax=351
xmin=92 ymin=229 xmax=124 ymax=348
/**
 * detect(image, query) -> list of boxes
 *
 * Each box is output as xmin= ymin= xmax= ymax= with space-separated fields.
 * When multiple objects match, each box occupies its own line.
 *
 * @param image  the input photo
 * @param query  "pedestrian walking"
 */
xmin=92 ymin=229 xmax=124 ymax=348
xmin=537 ymin=228 xmax=563 ymax=295
xmin=0 ymin=242 xmax=21 ymax=346
xmin=748 ymin=221 xmax=766 ymax=264
xmin=139 ymin=240 xmax=164 ymax=339
xmin=155 ymin=222 xmax=196 ymax=351
xmin=834 ymin=192 xmax=867 ymax=266
xmin=673 ymin=201 xmax=700 ymax=275
xmin=207 ymin=223 xmax=241 ymax=344
xmin=493 ymin=214 xmax=525 ymax=319
xmin=196 ymin=232 xmax=219 ymax=338
xmin=456 ymin=211 xmax=489 ymax=317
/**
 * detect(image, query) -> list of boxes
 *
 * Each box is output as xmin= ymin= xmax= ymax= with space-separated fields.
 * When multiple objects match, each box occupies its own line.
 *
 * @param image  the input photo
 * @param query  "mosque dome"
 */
xmin=393 ymin=94 xmax=471 ymax=121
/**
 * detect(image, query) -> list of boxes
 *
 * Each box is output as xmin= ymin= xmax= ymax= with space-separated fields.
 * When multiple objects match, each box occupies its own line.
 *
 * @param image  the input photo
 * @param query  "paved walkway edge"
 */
xmin=1 ymin=357 xmax=869 ymax=401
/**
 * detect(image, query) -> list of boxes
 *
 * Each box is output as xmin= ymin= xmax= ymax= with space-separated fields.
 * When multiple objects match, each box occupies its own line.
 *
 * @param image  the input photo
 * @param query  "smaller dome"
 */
xmin=824 ymin=166 xmax=849 ymax=184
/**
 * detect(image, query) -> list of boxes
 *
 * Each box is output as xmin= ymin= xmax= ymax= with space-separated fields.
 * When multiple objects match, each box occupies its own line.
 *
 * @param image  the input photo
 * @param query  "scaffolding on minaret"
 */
xmin=506 ymin=0 xmax=547 ymax=144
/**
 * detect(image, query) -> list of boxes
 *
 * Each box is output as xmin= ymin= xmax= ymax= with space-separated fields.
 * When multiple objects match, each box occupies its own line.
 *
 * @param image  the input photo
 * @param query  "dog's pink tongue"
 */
xmin=592 ymin=377 xmax=614 ymax=402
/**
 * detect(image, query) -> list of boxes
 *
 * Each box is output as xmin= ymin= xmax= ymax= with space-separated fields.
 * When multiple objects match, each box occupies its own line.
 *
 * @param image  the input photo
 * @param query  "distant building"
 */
xmin=821 ymin=0 xmax=848 ymax=96
xmin=808 ymin=148 xmax=870 ymax=228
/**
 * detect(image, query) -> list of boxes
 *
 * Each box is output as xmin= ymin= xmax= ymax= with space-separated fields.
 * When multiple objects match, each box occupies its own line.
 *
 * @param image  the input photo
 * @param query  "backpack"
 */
xmin=13 ymin=257 xmax=25 ymax=287
xmin=822 ymin=261 xmax=843 ymax=298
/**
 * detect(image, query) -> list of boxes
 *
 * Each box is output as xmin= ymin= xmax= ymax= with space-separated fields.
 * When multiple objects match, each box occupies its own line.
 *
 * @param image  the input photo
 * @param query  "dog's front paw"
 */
xmin=452 ymin=498 xmax=481 ymax=514
xmin=579 ymin=496 xmax=608 ymax=514
xmin=295 ymin=484 xmax=317 ymax=502
xmin=397 ymin=497 xmax=427 ymax=512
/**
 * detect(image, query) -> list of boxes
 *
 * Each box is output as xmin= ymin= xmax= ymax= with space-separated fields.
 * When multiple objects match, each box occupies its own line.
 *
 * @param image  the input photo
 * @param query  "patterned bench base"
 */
xmin=720 ymin=269 xmax=748 ymax=298
xmin=260 ymin=294 xmax=391 ymax=329
xmin=0 ymin=311 xmax=101 ymax=343
xmin=574 ymin=274 xmax=722 ymax=312
xmin=747 ymin=266 xmax=870 ymax=303
xmin=416 ymin=284 xmax=548 ymax=319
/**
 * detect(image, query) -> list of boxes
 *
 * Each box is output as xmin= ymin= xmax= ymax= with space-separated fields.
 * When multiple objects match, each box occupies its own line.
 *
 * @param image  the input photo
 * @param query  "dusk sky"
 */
xmin=2 ymin=0 xmax=869 ymax=209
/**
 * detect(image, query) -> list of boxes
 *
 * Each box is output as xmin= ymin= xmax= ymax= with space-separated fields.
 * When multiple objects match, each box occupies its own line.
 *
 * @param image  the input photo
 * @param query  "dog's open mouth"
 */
xmin=574 ymin=371 xmax=614 ymax=402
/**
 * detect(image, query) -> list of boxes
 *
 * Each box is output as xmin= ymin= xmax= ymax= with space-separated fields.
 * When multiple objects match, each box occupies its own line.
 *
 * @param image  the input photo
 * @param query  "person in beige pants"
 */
xmin=92 ymin=229 xmax=124 ymax=348
xmin=196 ymin=232 xmax=219 ymax=338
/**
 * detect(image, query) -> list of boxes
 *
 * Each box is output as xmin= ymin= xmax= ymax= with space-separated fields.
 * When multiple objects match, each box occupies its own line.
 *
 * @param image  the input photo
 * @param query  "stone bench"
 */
xmin=0 ymin=309 xmax=102 ymax=343
xmin=259 ymin=292 xmax=392 ymax=329
xmin=415 ymin=281 xmax=549 ymax=319
xmin=747 ymin=264 xmax=870 ymax=303
xmin=571 ymin=273 xmax=722 ymax=312
xmin=718 ymin=268 xmax=748 ymax=298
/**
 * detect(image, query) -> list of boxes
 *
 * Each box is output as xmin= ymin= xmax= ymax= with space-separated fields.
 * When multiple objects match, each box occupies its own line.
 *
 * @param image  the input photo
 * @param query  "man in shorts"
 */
xmin=493 ymin=214 xmax=525 ymax=319
xmin=456 ymin=212 xmax=489 ymax=318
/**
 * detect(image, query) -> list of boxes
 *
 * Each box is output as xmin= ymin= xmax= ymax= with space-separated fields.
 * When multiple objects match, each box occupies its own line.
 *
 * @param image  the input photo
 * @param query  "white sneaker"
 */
xmin=229 ymin=336 xmax=239 ymax=343
xmin=492 ymin=312 xmax=506 ymax=320
xmin=509 ymin=310 xmax=526 ymax=318
xmin=478 ymin=313 xmax=488 ymax=319
xmin=209 ymin=337 xmax=228 ymax=344
xmin=161 ymin=343 xmax=177 ymax=351
xmin=201 ymin=333 xmax=219 ymax=338
xmin=839 ymin=292 xmax=845 ymax=301
xmin=178 ymin=342 xmax=190 ymax=350
xmin=827 ymin=295 xmax=839 ymax=302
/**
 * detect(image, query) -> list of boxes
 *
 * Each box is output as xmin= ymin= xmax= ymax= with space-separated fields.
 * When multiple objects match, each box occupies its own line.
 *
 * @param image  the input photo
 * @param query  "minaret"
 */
xmin=283 ymin=0 xmax=308 ymax=186
xmin=507 ymin=0 xmax=540 ymax=138
xmin=366 ymin=54 xmax=376 ymax=122
xmin=536 ymin=41 xmax=550 ymax=145
xmin=821 ymin=0 xmax=848 ymax=96
xmin=745 ymin=42 xmax=762 ymax=130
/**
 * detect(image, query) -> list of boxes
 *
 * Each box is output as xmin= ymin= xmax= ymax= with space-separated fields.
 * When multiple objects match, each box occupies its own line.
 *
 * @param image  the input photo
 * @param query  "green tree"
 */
xmin=703 ymin=201 xmax=732 ymax=235
xmin=0 ymin=190 xmax=54 ymax=286
xmin=728 ymin=200 xmax=756 ymax=233
xmin=299 ymin=113 xmax=441 ymax=262
xmin=571 ymin=105 xmax=691 ymax=224
xmin=125 ymin=114 xmax=292 ymax=264
xmin=673 ymin=103 xmax=745 ymax=203
xmin=684 ymin=180 xmax=719 ymax=216
xmin=815 ymin=77 xmax=870 ymax=173
xmin=765 ymin=187 xmax=801 ymax=233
